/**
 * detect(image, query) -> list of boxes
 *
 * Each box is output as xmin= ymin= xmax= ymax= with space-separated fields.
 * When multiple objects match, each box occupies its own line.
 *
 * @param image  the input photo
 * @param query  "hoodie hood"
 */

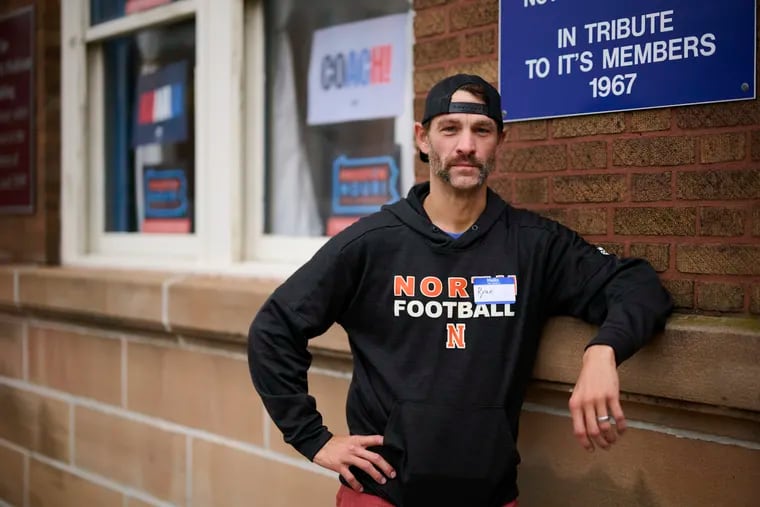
xmin=383 ymin=182 xmax=508 ymax=250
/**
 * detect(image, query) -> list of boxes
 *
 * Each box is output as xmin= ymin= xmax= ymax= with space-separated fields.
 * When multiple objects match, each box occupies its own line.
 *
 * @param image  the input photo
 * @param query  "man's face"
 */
xmin=421 ymin=89 xmax=502 ymax=192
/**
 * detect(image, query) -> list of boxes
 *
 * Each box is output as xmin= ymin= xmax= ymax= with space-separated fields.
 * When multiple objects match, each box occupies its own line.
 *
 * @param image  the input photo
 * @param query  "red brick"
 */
xmin=552 ymin=174 xmax=626 ymax=203
xmin=630 ymin=244 xmax=670 ymax=272
xmin=699 ymin=207 xmax=745 ymax=236
xmin=414 ymin=9 xmax=447 ymax=38
xmin=414 ymin=67 xmax=449 ymax=95
xmin=514 ymin=178 xmax=548 ymax=204
xmin=538 ymin=208 xmax=607 ymax=236
xmin=700 ymin=133 xmax=746 ymax=164
xmin=697 ymin=282 xmax=745 ymax=312
xmin=413 ymin=0 xmax=453 ymax=8
xmin=613 ymin=208 xmax=696 ymax=236
xmin=498 ymin=145 xmax=566 ymax=172
xmin=414 ymin=96 xmax=426 ymax=123
xmin=675 ymin=100 xmax=760 ymax=129
xmin=414 ymin=37 xmax=460 ymax=67
xmin=450 ymin=0 xmax=499 ymax=31
xmin=629 ymin=109 xmax=671 ymax=132
xmin=552 ymin=114 xmax=624 ymax=138
xmin=505 ymin=121 xmax=548 ymax=141
xmin=613 ymin=136 xmax=695 ymax=166
xmin=676 ymin=169 xmax=760 ymax=200
xmin=662 ymin=279 xmax=694 ymax=309
xmin=464 ymin=29 xmax=496 ymax=58
xmin=751 ymin=286 xmax=760 ymax=314
xmin=751 ymin=130 xmax=760 ymax=161
xmin=450 ymin=60 xmax=498 ymax=84
xmin=568 ymin=141 xmax=607 ymax=170
xmin=677 ymin=245 xmax=760 ymax=275
xmin=632 ymin=172 xmax=672 ymax=202
xmin=488 ymin=176 xmax=511 ymax=201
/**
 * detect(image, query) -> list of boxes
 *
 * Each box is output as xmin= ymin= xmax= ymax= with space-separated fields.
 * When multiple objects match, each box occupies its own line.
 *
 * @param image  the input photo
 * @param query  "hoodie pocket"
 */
xmin=383 ymin=400 xmax=518 ymax=506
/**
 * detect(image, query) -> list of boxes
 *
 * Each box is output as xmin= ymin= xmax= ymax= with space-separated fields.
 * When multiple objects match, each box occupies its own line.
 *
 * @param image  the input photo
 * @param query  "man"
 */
xmin=248 ymin=74 xmax=673 ymax=507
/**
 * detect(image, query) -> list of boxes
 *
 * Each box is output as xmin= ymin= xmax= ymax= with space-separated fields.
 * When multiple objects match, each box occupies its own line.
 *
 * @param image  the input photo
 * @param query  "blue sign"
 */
xmin=143 ymin=167 xmax=189 ymax=218
xmin=499 ymin=0 xmax=756 ymax=121
xmin=331 ymin=155 xmax=400 ymax=215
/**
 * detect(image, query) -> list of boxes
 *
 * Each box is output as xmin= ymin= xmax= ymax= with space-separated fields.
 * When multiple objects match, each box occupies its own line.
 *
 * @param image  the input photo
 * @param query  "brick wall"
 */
xmin=0 ymin=0 xmax=61 ymax=264
xmin=413 ymin=0 xmax=760 ymax=315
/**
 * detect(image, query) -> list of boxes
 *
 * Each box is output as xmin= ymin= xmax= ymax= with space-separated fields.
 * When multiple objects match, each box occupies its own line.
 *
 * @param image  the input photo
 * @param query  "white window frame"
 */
xmin=61 ymin=0 xmax=414 ymax=273
xmin=61 ymin=0 xmax=246 ymax=269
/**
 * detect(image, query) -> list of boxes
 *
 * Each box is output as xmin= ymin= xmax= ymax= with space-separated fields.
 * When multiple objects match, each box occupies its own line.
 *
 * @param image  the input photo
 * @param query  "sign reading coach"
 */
xmin=308 ymin=13 xmax=409 ymax=125
xmin=499 ymin=0 xmax=756 ymax=121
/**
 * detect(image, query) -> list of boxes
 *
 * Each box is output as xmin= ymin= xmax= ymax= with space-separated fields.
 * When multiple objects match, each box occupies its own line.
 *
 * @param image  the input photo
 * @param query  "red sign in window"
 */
xmin=0 ymin=7 xmax=34 ymax=214
xmin=126 ymin=0 xmax=172 ymax=15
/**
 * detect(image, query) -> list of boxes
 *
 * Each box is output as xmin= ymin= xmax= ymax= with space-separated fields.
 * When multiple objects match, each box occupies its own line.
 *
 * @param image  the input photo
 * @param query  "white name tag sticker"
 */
xmin=473 ymin=276 xmax=517 ymax=305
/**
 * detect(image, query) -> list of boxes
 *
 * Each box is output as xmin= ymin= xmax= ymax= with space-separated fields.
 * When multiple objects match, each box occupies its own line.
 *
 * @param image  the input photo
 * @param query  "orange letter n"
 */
xmin=394 ymin=276 xmax=415 ymax=297
xmin=445 ymin=323 xmax=466 ymax=349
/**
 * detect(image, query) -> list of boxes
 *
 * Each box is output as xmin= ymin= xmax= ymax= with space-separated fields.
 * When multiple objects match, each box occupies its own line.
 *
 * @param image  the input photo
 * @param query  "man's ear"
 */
xmin=414 ymin=122 xmax=430 ymax=157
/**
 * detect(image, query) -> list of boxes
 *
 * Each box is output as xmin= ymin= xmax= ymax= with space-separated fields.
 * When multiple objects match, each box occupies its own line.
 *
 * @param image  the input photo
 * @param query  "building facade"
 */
xmin=0 ymin=0 xmax=758 ymax=505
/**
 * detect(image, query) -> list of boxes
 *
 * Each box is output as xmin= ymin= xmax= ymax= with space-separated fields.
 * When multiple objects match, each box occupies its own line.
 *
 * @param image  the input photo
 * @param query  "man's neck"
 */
xmin=423 ymin=179 xmax=488 ymax=233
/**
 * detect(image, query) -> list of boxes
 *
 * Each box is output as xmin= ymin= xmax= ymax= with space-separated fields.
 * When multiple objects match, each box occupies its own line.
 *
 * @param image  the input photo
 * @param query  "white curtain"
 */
xmin=270 ymin=0 xmax=322 ymax=236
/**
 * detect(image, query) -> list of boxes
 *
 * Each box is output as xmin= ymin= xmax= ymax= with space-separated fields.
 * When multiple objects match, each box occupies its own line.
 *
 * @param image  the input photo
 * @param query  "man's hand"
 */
xmin=313 ymin=435 xmax=396 ymax=492
xmin=568 ymin=344 xmax=627 ymax=452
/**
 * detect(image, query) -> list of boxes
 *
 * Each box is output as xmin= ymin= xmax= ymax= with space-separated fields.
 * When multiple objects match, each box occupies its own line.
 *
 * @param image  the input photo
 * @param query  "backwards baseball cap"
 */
xmin=419 ymin=74 xmax=505 ymax=162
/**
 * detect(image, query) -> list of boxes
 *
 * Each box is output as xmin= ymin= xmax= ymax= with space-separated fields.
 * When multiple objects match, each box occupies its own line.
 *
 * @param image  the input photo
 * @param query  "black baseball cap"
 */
xmin=419 ymin=74 xmax=505 ymax=162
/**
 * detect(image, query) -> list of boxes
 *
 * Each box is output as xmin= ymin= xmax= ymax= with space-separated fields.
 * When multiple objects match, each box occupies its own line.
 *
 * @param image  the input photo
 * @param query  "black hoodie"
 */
xmin=248 ymin=182 xmax=673 ymax=506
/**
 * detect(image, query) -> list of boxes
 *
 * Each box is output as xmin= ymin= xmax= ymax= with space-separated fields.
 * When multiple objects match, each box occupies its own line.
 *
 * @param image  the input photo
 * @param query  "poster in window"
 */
xmin=326 ymin=153 xmax=400 ymax=236
xmin=126 ymin=0 xmax=172 ymax=15
xmin=0 ymin=7 xmax=34 ymax=214
xmin=307 ymin=13 xmax=409 ymax=126
xmin=139 ymin=166 xmax=192 ymax=233
xmin=133 ymin=60 xmax=188 ymax=147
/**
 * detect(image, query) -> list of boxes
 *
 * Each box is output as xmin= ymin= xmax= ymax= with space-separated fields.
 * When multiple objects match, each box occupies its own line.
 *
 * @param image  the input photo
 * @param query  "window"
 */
xmin=103 ymin=20 xmax=195 ymax=234
xmin=245 ymin=0 xmax=414 ymax=262
xmin=61 ymin=0 xmax=414 ymax=269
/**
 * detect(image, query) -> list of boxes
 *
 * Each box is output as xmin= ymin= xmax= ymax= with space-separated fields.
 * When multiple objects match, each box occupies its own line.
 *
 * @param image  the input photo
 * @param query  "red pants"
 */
xmin=336 ymin=484 xmax=519 ymax=507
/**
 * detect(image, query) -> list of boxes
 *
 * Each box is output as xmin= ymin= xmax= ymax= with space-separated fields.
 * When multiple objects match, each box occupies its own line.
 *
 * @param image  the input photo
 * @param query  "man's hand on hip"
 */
xmin=313 ymin=435 xmax=396 ymax=492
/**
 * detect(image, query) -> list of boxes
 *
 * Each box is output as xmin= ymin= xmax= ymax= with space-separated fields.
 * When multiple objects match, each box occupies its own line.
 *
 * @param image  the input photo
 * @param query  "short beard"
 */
xmin=431 ymin=151 xmax=494 ymax=188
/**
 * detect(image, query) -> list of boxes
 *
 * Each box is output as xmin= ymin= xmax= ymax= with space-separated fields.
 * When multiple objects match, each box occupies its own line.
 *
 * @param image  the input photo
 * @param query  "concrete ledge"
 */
xmin=166 ymin=275 xmax=278 ymax=339
xmin=1 ymin=265 xmax=758 ymax=412
xmin=14 ymin=267 xmax=167 ymax=327
xmin=534 ymin=316 xmax=760 ymax=412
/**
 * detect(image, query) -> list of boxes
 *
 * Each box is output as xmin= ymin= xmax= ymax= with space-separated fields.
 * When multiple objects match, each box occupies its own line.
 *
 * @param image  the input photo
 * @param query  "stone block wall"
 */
xmin=0 ymin=266 xmax=757 ymax=506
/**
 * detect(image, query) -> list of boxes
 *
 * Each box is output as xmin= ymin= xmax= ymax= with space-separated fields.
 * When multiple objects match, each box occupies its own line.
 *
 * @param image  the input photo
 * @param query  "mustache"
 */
xmin=445 ymin=154 xmax=485 ymax=169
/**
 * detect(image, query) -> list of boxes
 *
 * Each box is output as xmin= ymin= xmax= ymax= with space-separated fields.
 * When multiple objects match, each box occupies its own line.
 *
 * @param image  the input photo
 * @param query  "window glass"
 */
xmin=264 ymin=0 xmax=411 ymax=237
xmin=91 ymin=0 xmax=179 ymax=25
xmin=102 ymin=20 xmax=195 ymax=233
